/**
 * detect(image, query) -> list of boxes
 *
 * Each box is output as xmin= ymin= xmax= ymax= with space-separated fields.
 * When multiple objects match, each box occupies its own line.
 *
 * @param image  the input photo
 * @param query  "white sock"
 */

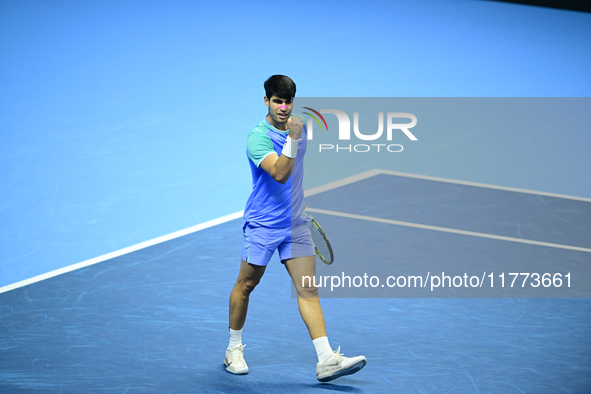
xmin=229 ymin=328 xmax=242 ymax=349
xmin=313 ymin=336 xmax=333 ymax=364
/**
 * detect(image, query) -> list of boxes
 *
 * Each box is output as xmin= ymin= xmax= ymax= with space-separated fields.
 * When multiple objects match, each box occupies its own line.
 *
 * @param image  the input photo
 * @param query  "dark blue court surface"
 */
xmin=1 ymin=172 xmax=590 ymax=393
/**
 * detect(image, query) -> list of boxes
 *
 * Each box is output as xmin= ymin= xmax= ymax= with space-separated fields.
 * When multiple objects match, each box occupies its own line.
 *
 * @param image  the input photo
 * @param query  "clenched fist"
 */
xmin=287 ymin=115 xmax=304 ymax=140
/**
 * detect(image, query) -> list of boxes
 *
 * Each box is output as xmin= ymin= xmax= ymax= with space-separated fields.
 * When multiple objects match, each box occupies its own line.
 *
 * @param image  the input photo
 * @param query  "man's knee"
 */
xmin=296 ymin=282 xmax=319 ymax=298
xmin=236 ymin=274 xmax=262 ymax=296
xmin=243 ymin=277 xmax=260 ymax=294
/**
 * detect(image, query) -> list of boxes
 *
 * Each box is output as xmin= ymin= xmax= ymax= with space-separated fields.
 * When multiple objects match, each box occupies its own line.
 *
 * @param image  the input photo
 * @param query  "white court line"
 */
xmin=304 ymin=169 xmax=382 ymax=197
xmin=306 ymin=169 xmax=591 ymax=202
xmin=0 ymin=211 xmax=244 ymax=294
xmin=306 ymin=207 xmax=591 ymax=253
xmin=376 ymin=169 xmax=591 ymax=203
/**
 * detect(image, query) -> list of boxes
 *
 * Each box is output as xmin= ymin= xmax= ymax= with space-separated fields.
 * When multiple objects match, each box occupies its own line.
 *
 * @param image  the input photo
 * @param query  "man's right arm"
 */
xmin=259 ymin=116 xmax=304 ymax=184
xmin=259 ymin=145 xmax=295 ymax=184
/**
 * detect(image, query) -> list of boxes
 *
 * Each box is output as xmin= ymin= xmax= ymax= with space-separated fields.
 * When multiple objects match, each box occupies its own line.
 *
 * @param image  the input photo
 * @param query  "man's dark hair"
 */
xmin=264 ymin=75 xmax=296 ymax=100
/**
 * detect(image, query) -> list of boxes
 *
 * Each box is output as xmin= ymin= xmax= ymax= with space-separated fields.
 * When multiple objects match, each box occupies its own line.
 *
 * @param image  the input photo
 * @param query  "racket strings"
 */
xmin=307 ymin=221 xmax=331 ymax=262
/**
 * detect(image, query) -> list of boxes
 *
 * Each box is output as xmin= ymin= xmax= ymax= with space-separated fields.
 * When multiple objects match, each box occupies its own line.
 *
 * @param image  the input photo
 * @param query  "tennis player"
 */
xmin=225 ymin=75 xmax=367 ymax=382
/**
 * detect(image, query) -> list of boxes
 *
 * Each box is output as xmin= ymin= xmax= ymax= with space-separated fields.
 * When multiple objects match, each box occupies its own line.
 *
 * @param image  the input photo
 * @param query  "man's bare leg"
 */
xmin=284 ymin=255 xmax=326 ymax=339
xmin=229 ymin=259 xmax=266 ymax=330
xmin=225 ymin=259 xmax=266 ymax=375
xmin=284 ymin=255 xmax=367 ymax=382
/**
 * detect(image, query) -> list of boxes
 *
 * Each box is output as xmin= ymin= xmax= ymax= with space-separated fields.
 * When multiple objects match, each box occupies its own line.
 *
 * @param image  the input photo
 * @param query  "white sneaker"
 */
xmin=224 ymin=344 xmax=249 ymax=375
xmin=316 ymin=346 xmax=367 ymax=382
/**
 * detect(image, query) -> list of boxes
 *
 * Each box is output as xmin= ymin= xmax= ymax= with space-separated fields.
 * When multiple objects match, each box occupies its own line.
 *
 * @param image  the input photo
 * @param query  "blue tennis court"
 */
xmin=2 ymin=171 xmax=590 ymax=393
xmin=2 ymin=1 xmax=591 ymax=393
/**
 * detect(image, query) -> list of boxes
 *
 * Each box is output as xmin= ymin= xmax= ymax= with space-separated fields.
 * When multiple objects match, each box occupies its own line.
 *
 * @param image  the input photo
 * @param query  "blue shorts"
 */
xmin=242 ymin=222 xmax=315 ymax=266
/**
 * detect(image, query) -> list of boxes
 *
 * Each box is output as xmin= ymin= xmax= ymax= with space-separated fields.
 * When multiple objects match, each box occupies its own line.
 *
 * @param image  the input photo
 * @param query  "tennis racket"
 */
xmin=306 ymin=211 xmax=334 ymax=265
